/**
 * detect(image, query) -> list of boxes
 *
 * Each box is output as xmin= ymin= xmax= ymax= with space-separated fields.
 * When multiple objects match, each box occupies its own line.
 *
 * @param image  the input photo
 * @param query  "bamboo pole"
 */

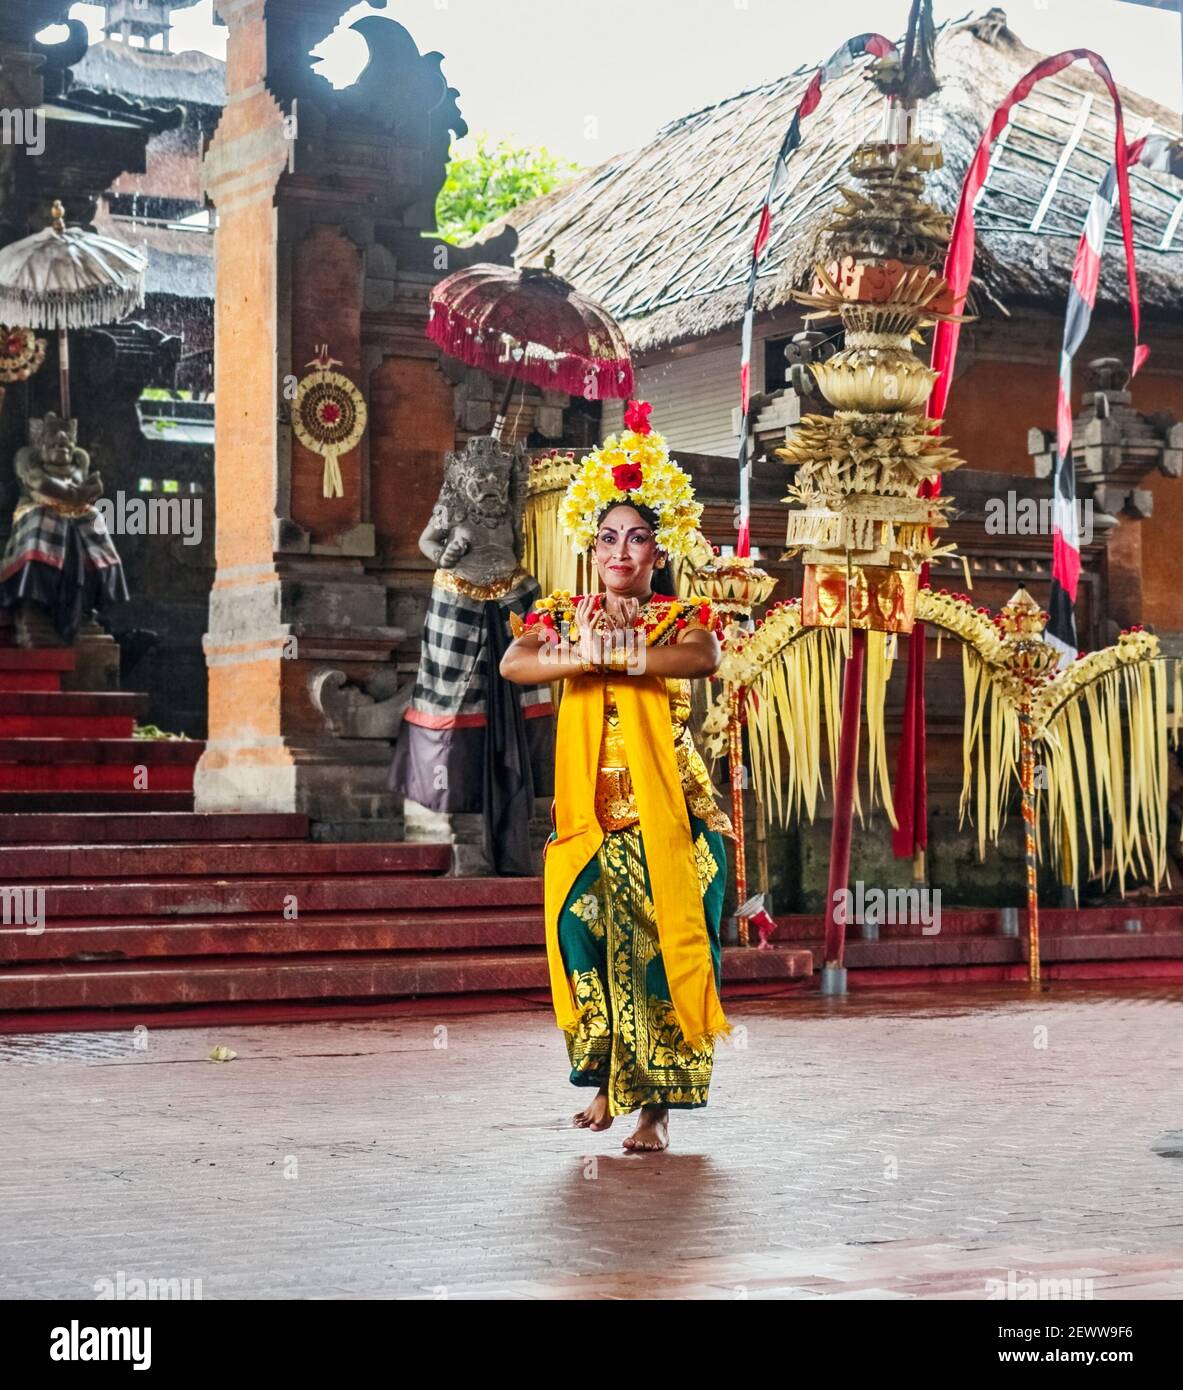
xmin=1019 ymin=704 xmax=1040 ymax=985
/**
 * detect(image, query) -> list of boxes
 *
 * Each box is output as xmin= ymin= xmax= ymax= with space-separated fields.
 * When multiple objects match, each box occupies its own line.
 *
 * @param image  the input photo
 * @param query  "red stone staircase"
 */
xmin=0 ymin=648 xmax=199 ymax=812
xmin=0 ymin=647 xmax=812 ymax=1029
xmin=771 ymin=904 xmax=1183 ymax=985
xmin=0 ymin=818 xmax=813 ymax=1030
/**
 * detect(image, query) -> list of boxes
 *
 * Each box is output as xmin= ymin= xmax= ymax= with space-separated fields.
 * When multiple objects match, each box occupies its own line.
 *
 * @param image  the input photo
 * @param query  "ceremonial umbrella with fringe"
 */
xmin=0 ymin=200 xmax=147 ymax=420
xmin=427 ymin=253 xmax=633 ymax=435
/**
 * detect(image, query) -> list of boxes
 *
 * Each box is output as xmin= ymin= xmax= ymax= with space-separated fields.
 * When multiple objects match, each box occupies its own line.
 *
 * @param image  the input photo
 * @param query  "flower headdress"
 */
xmin=557 ymin=400 xmax=703 ymax=557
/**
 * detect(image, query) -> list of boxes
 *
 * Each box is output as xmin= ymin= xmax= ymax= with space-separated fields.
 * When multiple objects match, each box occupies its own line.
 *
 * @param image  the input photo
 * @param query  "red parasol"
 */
xmin=427 ymin=256 xmax=634 ymax=406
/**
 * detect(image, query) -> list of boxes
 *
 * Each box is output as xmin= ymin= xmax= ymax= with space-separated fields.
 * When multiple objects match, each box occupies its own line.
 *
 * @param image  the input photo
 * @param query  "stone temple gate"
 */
xmin=196 ymin=0 xmax=523 ymax=838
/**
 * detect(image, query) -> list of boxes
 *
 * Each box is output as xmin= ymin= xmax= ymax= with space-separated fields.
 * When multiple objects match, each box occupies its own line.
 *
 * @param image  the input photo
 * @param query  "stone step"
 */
xmin=0 ymin=690 xmax=147 ymax=714
xmin=0 ymin=947 xmax=548 ymax=1010
xmin=0 ymin=649 xmax=75 ymax=669
xmin=792 ymin=930 xmax=1183 ymax=969
xmin=0 ymin=737 xmax=202 ymax=793
xmin=771 ymin=905 xmax=1183 ymax=942
xmin=0 ymin=649 xmax=74 ymax=692
xmin=0 ymin=765 xmax=197 ymax=792
xmin=0 ymin=671 xmax=61 ymax=693
xmin=0 ymin=840 xmax=450 ymax=881
xmin=4 ymin=873 xmax=544 ymax=920
xmin=0 ymin=690 xmax=146 ymax=738
xmin=0 ymin=736 xmax=202 ymax=762
xmin=0 ymin=943 xmax=813 ymax=1012
xmin=0 ymin=907 xmax=539 ymax=963
xmin=718 ymin=944 xmax=813 ymax=983
xmin=0 ymin=991 xmax=560 ymax=1034
xmin=0 ymin=791 xmax=195 ymax=812
xmin=0 ymin=713 xmax=138 ymax=739
xmin=0 ymin=811 xmax=309 ymax=843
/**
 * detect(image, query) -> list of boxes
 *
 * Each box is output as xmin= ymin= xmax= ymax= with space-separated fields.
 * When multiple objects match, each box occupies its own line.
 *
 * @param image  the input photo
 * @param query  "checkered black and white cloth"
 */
xmin=0 ymin=503 xmax=123 ymax=581
xmin=408 ymin=569 xmax=551 ymax=723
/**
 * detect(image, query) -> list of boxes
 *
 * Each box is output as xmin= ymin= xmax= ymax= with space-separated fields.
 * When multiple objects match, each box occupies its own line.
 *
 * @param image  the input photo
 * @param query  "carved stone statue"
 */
xmin=388 ymin=435 xmax=554 ymax=875
xmin=417 ymin=434 xmax=526 ymax=584
xmin=0 ymin=413 xmax=128 ymax=647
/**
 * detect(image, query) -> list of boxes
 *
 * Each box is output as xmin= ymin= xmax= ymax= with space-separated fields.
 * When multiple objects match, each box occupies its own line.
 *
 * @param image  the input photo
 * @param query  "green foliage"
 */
xmin=436 ymin=134 xmax=582 ymax=243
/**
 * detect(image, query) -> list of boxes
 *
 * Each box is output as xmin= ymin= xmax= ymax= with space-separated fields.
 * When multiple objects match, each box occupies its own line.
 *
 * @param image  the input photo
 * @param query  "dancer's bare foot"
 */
xmin=622 ymin=1104 xmax=669 ymax=1152
xmin=572 ymin=1088 xmax=613 ymax=1131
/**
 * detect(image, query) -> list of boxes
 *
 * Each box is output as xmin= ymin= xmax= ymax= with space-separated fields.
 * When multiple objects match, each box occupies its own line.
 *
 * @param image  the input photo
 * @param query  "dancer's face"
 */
xmin=593 ymin=505 xmax=660 ymax=599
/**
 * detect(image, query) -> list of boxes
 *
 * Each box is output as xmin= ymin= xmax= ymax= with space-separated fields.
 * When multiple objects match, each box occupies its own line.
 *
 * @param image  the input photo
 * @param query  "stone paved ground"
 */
xmin=4 ymin=982 xmax=1183 ymax=1299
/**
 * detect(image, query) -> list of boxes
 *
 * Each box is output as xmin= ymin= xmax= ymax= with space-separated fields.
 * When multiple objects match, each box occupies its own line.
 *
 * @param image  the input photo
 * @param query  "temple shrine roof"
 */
xmin=480 ymin=7 xmax=1183 ymax=352
xmin=70 ymin=39 xmax=224 ymax=111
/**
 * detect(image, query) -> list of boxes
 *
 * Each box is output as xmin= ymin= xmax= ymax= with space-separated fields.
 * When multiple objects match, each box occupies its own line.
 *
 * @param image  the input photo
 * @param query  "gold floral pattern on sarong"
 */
xmin=567 ymin=824 xmax=714 ymax=1115
xmin=570 ymin=891 xmax=603 ymax=935
xmin=647 ymin=997 xmax=714 ymax=1070
xmin=675 ymin=723 xmax=734 ymax=835
xmin=567 ymin=969 xmax=611 ymax=1075
xmin=693 ymin=831 xmax=719 ymax=893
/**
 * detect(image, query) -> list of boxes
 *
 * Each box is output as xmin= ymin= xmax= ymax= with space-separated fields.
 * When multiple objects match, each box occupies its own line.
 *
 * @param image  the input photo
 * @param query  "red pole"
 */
xmin=58 ymin=328 xmax=71 ymax=421
xmin=822 ymin=628 xmax=866 ymax=966
xmin=728 ymin=685 xmax=750 ymax=945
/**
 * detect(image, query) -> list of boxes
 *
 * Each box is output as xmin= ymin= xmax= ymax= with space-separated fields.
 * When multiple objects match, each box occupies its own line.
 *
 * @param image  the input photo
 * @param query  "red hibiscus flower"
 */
xmin=612 ymin=461 xmax=644 ymax=491
xmin=623 ymin=400 xmax=652 ymax=434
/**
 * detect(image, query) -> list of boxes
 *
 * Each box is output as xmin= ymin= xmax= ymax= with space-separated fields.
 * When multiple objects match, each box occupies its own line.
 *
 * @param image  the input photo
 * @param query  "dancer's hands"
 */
xmin=573 ymin=595 xmax=599 ymax=667
xmin=602 ymin=594 xmax=640 ymax=630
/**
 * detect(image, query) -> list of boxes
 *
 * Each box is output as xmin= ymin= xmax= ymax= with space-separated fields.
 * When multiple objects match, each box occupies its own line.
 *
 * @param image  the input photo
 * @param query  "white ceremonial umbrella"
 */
xmin=0 ymin=200 xmax=147 ymax=419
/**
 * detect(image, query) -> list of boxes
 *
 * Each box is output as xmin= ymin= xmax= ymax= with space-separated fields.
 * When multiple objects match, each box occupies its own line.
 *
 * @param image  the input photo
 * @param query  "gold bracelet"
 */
xmin=577 ymin=638 xmax=603 ymax=674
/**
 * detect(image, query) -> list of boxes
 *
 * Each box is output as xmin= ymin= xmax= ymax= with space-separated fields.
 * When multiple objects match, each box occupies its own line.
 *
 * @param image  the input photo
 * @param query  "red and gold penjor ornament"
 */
xmin=291 ymin=344 xmax=367 ymax=499
xmin=0 ymin=323 xmax=46 ymax=419
xmin=0 ymin=324 xmax=47 ymax=383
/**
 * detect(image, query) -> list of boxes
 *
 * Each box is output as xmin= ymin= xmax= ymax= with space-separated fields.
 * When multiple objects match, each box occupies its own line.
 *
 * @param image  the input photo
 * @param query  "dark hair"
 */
xmin=594 ymin=501 xmax=676 ymax=596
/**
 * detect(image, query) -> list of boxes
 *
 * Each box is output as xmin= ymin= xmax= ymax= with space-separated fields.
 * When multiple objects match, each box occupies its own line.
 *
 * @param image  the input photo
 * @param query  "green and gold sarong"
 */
xmin=555 ymin=815 xmax=728 ymax=1115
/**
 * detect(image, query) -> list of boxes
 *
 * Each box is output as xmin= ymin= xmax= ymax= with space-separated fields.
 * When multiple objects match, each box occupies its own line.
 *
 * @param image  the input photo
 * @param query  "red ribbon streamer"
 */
xmin=891 ymin=48 xmax=1146 ymax=859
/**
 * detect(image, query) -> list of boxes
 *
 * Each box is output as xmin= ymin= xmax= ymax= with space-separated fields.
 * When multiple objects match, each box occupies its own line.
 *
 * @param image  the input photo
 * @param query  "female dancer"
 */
xmin=500 ymin=405 xmax=733 ymax=1153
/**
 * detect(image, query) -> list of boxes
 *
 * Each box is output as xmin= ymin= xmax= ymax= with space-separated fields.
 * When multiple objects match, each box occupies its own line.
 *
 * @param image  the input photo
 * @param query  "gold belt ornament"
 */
xmin=434 ymin=566 xmax=525 ymax=600
xmin=19 ymin=494 xmax=94 ymax=520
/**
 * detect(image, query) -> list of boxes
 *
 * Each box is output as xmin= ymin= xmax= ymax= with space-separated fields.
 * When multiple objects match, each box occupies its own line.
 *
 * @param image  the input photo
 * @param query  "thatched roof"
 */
xmin=144 ymin=244 xmax=214 ymax=301
xmin=88 ymin=213 xmax=214 ymax=303
xmin=481 ymin=8 xmax=1183 ymax=354
xmin=70 ymin=40 xmax=225 ymax=110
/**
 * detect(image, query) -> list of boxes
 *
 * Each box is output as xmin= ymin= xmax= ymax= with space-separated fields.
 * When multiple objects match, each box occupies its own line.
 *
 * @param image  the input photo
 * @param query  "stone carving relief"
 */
xmin=310 ymin=666 xmax=411 ymax=739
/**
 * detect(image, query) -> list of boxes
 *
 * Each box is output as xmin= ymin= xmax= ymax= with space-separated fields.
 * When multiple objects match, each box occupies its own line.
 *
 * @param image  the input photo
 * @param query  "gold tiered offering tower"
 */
xmin=778 ymin=84 xmax=966 ymax=633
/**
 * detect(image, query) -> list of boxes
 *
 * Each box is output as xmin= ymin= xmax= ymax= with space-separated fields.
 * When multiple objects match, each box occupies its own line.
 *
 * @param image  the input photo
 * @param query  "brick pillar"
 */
xmin=1105 ymin=516 xmax=1144 ymax=633
xmin=195 ymin=0 xmax=413 ymax=832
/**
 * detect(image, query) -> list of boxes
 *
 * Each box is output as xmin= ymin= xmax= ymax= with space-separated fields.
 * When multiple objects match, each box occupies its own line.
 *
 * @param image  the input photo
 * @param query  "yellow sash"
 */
xmin=543 ymin=673 xmax=729 ymax=1050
